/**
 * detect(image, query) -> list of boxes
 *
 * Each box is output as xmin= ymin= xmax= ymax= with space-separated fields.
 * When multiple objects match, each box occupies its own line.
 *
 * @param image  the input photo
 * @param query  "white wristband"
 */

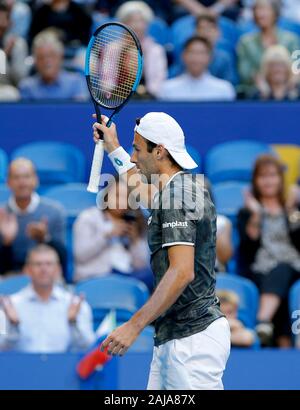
xmin=108 ymin=146 xmax=135 ymax=175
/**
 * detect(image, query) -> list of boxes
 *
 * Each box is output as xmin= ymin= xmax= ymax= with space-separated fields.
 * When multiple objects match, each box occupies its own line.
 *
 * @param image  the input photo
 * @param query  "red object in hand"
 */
xmin=76 ymin=345 xmax=111 ymax=379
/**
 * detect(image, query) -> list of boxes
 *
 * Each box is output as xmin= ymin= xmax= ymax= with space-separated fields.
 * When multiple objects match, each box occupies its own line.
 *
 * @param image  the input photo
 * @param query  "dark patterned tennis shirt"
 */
xmin=148 ymin=171 xmax=223 ymax=346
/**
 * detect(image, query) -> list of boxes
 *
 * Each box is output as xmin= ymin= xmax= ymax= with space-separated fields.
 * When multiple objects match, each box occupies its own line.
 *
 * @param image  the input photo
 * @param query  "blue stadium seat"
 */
xmin=11 ymin=142 xmax=86 ymax=187
xmin=186 ymin=144 xmax=201 ymax=173
xmin=278 ymin=17 xmax=300 ymax=37
xmin=0 ymin=184 xmax=10 ymax=205
xmin=289 ymin=279 xmax=300 ymax=345
xmin=205 ymin=140 xmax=274 ymax=184
xmin=43 ymin=183 xmax=96 ymax=219
xmin=0 ymin=148 xmax=8 ymax=183
xmin=219 ymin=17 xmax=242 ymax=46
xmin=44 ymin=183 xmax=96 ymax=283
xmin=0 ymin=275 xmax=30 ymax=295
xmin=216 ymin=273 xmax=259 ymax=329
xmin=148 ymin=17 xmax=170 ymax=46
xmin=212 ymin=181 xmax=249 ymax=221
xmin=289 ymin=279 xmax=300 ymax=318
xmin=75 ymin=275 xmax=149 ymax=328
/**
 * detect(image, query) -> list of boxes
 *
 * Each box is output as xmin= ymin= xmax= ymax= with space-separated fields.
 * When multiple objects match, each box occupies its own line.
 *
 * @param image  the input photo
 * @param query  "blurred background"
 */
xmin=0 ymin=0 xmax=300 ymax=390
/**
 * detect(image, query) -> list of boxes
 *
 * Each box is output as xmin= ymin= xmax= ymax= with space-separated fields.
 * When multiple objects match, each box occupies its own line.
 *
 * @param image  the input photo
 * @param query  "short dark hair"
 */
xmin=135 ymin=118 xmax=177 ymax=165
xmin=183 ymin=35 xmax=212 ymax=53
xmin=196 ymin=13 xmax=218 ymax=27
xmin=0 ymin=2 xmax=9 ymax=15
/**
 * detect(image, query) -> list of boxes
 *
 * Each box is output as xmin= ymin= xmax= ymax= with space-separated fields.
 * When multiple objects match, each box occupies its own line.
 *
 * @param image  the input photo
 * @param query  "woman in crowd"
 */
xmin=237 ymin=154 xmax=300 ymax=347
xmin=115 ymin=1 xmax=168 ymax=98
xmin=252 ymin=45 xmax=300 ymax=100
xmin=237 ymin=0 xmax=299 ymax=92
xmin=73 ymin=176 xmax=152 ymax=290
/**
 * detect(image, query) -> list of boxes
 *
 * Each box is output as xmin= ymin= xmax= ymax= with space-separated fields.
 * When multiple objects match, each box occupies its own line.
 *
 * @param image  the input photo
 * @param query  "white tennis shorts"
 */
xmin=147 ymin=317 xmax=231 ymax=390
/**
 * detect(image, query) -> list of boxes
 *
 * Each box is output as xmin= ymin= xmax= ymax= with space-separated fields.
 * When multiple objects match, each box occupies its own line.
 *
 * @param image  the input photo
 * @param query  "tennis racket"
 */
xmin=85 ymin=22 xmax=143 ymax=193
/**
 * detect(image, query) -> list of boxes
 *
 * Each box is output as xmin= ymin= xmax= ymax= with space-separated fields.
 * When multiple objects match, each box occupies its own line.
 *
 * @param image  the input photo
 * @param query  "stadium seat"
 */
xmin=0 ymin=148 xmax=8 ymax=183
xmin=186 ymin=144 xmax=201 ymax=173
xmin=212 ymin=181 xmax=249 ymax=221
xmin=43 ymin=183 xmax=96 ymax=283
xmin=0 ymin=275 xmax=30 ymax=295
xmin=289 ymin=279 xmax=300 ymax=345
xmin=216 ymin=273 xmax=259 ymax=329
xmin=43 ymin=183 xmax=96 ymax=219
xmin=75 ymin=275 xmax=149 ymax=328
xmin=205 ymin=140 xmax=274 ymax=183
xmin=289 ymin=279 xmax=300 ymax=318
xmin=278 ymin=17 xmax=300 ymax=37
xmin=272 ymin=144 xmax=300 ymax=190
xmin=0 ymin=184 xmax=10 ymax=205
xmin=11 ymin=142 xmax=86 ymax=187
xmin=148 ymin=17 xmax=170 ymax=46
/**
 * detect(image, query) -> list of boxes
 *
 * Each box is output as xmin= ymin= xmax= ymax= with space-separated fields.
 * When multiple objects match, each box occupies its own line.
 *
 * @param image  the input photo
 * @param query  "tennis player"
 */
xmin=93 ymin=112 xmax=231 ymax=390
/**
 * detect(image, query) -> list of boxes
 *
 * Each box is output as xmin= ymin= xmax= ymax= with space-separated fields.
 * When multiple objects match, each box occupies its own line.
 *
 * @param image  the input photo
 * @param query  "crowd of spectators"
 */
xmin=0 ymin=152 xmax=299 ymax=351
xmin=1 ymin=0 xmax=300 ymax=101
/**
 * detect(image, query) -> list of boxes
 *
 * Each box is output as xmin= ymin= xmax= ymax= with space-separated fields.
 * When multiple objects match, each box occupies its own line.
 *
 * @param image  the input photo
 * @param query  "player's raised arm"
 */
xmin=92 ymin=115 xmax=155 ymax=208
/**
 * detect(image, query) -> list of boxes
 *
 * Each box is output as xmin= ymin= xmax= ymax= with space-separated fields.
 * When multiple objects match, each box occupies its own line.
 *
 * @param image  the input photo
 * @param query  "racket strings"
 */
xmin=89 ymin=27 xmax=140 ymax=107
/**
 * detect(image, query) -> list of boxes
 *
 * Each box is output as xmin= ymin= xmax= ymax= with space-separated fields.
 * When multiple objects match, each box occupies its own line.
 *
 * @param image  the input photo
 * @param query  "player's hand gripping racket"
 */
xmin=85 ymin=22 xmax=143 ymax=193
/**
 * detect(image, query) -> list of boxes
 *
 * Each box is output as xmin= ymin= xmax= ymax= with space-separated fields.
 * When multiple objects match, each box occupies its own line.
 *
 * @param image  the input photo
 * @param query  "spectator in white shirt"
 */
xmin=73 ymin=176 xmax=152 ymax=289
xmin=158 ymin=36 xmax=236 ymax=101
xmin=0 ymin=244 xmax=95 ymax=353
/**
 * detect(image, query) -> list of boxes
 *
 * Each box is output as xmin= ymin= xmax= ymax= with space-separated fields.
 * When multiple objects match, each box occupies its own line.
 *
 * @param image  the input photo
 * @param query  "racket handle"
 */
xmin=87 ymin=140 xmax=104 ymax=193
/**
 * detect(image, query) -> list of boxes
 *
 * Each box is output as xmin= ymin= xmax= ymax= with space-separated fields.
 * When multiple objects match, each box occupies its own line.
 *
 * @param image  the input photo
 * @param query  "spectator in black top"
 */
xmin=237 ymin=154 xmax=300 ymax=347
xmin=175 ymin=0 xmax=242 ymax=21
xmin=29 ymin=0 xmax=92 ymax=50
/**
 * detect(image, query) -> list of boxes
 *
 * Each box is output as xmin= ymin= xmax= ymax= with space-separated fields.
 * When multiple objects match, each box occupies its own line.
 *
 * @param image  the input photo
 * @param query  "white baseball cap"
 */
xmin=134 ymin=112 xmax=198 ymax=170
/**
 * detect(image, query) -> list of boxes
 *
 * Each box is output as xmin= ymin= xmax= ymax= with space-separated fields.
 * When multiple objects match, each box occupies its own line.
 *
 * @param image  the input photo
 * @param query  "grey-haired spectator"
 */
xmin=237 ymin=0 xmax=300 ymax=91
xmin=252 ymin=45 xmax=300 ymax=100
xmin=0 ymin=245 xmax=95 ymax=352
xmin=19 ymin=31 xmax=88 ymax=100
xmin=0 ymin=158 xmax=67 ymax=278
xmin=0 ymin=1 xmax=28 ymax=87
xmin=115 ymin=1 xmax=168 ymax=98
xmin=159 ymin=36 xmax=236 ymax=100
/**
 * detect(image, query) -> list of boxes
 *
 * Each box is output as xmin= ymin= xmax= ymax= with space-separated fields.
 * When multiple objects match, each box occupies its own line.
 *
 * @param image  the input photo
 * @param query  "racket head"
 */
xmin=85 ymin=22 xmax=143 ymax=110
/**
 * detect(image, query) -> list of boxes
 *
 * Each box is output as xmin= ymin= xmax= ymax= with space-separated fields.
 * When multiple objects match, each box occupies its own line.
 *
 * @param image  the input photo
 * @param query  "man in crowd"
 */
xmin=0 ymin=245 xmax=95 ymax=352
xmin=158 ymin=36 xmax=236 ymax=101
xmin=0 ymin=158 xmax=67 ymax=276
xmin=19 ymin=31 xmax=88 ymax=100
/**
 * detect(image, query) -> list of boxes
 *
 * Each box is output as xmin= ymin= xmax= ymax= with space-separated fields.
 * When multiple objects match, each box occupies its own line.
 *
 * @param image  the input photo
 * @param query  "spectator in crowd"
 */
xmin=237 ymin=0 xmax=299 ymax=91
xmin=217 ymin=289 xmax=256 ymax=347
xmin=115 ymin=1 xmax=168 ymax=98
xmin=237 ymin=154 xmax=300 ymax=347
xmin=252 ymin=45 xmax=300 ymax=100
xmin=29 ymin=0 xmax=92 ymax=49
xmin=159 ymin=36 xmax=236 ymax=100
xmin=19 ymin=31 xmax=88 ymax=100
xmin=73 ymin=176 xmax=152 ymax=289
xmin=0 ymin=1 xmax=28 ymax=87
xmin=175 ymin=0 xmax=243 ymax=21
xmin=0 ymin=245 xmax=95 ymax=352
xmin=195 ymin=13 xmax=236 ymax=83
xmin=0 ymin=158 xmax=67 ymax=277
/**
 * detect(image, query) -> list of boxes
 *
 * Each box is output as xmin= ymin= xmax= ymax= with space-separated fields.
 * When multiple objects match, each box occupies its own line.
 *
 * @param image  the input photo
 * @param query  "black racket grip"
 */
xmin=94 ymin=104 xmax=104 ymax=140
